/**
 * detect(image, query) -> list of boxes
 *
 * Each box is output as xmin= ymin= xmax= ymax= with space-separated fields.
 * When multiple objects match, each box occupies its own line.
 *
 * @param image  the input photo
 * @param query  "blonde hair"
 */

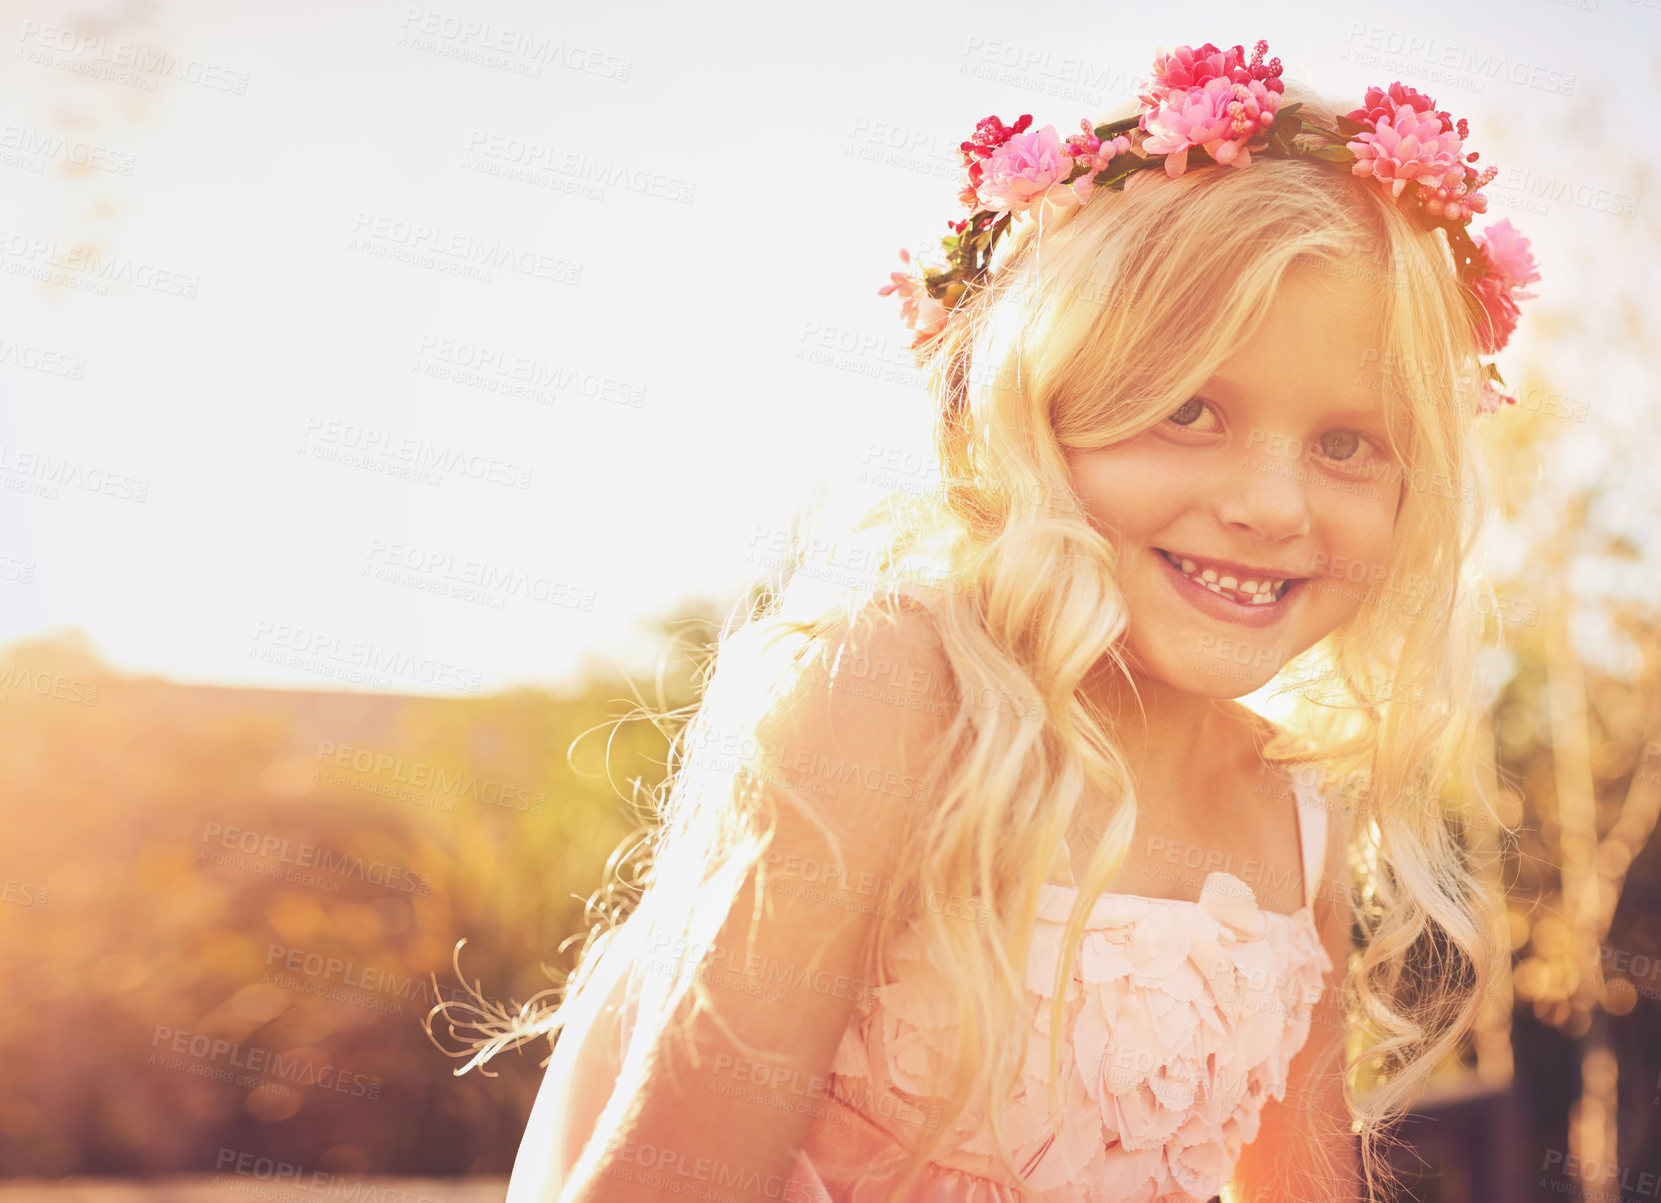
xmin=435 ymin=80 xmax=1509 ymax=1202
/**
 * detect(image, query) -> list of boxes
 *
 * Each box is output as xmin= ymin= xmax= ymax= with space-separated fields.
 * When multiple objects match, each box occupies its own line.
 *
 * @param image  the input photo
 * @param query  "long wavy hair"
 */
xmin=433 ymin=80 xmax=1510 ymax=1203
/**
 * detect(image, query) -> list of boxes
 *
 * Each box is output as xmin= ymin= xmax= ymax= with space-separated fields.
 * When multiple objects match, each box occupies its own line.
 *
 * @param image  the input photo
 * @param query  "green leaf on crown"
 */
xmin=1094 ymin=115 xmax=1142 ymax=139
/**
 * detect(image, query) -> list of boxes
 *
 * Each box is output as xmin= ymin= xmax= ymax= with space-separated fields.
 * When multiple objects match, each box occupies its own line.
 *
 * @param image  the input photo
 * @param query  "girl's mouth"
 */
xmin=1155 ymin=548 xmax=1297 ymax=604
xmin=1153 ymin=547 xmax=1309 ymax=625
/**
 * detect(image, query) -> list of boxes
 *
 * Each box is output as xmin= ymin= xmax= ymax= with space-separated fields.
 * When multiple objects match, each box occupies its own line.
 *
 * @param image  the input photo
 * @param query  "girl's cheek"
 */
xmin=1322 ymin=491 xmax=1400 ymax=595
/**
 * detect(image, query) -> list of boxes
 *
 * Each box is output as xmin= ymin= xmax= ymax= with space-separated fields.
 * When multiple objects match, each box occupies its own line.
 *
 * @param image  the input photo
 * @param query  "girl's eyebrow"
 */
xmin=1322 ymin=401 xmax=1392 ymax=426
xmin=1207 ymin=375 xmax=1390 ymax=430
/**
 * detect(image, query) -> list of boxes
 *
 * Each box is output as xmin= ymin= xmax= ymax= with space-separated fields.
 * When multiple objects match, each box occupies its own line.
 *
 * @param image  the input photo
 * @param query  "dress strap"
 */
xmin=1292 ymin=766 xmax=1328 ymax=913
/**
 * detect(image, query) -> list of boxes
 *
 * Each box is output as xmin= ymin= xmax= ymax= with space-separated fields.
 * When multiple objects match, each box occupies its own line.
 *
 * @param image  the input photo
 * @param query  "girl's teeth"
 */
xmin=1161 ymin=550 xmax=1287 ymax=605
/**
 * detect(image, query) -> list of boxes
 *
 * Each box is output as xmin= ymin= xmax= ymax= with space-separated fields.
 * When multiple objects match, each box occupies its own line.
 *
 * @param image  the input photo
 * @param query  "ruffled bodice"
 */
xmin=791 ymin=775 xmax=1335 ymax=1203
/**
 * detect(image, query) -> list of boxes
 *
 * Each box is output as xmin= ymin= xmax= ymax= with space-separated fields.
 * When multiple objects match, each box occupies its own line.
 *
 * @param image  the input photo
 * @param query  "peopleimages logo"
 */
xmin=348 ymin=213 xmax=582 ymax=286
xmin=0 ymin=228 xmax=200 ymax=297
xmin=213 ymin=1147 xmax=449 ymax=1202
xmin=15 ymin=22 xmax=251 ymax=93
xmin=314 ymin=741 xmax=547 ymax=815
xmin=151 ymin=1028 xmax=381 ymax=1100
xmin=0 ymin=335 xmax=86 ymax=378
xmin=1541 ymin=1148 xmax=1661 ymax=1198
xmin=0 ymin=123 xmax=136 ymax=176
xmin=248 ymin=618 xmax=485 ymax=695
xmin=0 ymin=440 xmax=150 ymax=502
xmin=0 ymin=662 xmax=99 ymax=705
xmin=263 ymin=941 xmax=473 ymax=1012
xmin=198 ymin=821 xmax=432 ymax=896
xmin=299 ymin=416 xmax=535 ymax=490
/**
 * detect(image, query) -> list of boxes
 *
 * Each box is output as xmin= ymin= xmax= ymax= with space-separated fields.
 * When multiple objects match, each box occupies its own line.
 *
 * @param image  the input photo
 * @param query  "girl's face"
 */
xmin=1064 ymin=266 xmax=1403 ymax=699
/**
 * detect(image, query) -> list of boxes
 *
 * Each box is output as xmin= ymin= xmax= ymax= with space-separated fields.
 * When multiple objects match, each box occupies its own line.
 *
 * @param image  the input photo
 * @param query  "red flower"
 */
xmin=959 ymin=114 xmax=1034 ymax=169
xmin=957 ymin=114 xmax=1034 ymax=209
xmin=1345 ymin=82 xmax=1459 ymax=138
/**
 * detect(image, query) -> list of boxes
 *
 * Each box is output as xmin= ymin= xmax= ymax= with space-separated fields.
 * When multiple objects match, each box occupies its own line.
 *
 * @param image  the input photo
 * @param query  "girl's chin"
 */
xmin=1157 ymin=668 xmax=1276 ymax=702
xmin=1125 ymin=630 xmax=1291 ymax=699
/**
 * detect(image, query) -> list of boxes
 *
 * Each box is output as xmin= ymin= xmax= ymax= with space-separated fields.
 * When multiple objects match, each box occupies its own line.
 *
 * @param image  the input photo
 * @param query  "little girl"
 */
xmin=452 ymin=40 xmax=1536 ymax=1203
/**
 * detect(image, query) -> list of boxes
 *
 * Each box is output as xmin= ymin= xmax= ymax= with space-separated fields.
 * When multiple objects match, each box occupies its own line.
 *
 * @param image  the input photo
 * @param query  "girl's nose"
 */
xmin=1216 ymin=451 xmax=1313 ymax=542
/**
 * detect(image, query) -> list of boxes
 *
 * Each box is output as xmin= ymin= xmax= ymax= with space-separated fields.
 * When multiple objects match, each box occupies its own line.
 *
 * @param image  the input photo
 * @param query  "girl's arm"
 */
xmin=1229 ymin=802 xmax=1361 ymax=1203
xmin=556 ymin=605 xmax=957 ymax=1203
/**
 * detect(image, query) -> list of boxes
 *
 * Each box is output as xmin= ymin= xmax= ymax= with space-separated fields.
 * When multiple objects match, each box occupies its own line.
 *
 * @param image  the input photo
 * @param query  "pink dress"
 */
xmin=518 ymin=773 xmax=1334 ymax=1203
xmin=788 ymin=771 xmax=1334 ymax=1203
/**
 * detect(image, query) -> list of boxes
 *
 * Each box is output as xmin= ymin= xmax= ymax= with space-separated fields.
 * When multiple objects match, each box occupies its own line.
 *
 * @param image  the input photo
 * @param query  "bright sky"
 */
xmin=0 ymin=0 xmax=1647 ymax=695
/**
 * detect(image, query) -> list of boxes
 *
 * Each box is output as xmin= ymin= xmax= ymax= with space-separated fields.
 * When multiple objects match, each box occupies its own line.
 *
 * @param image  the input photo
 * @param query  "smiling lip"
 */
xmin=1153 ymin=547 xmax=1307 ymax=629
xmin=1155 ymin=548 xmax=1306 ymax=585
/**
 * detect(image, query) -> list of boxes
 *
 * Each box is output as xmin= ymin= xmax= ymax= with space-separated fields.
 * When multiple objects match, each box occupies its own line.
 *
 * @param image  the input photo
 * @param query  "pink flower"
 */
xmin=957 ymin=113 xmax=1033 ymax=208
xmin=973 ymin=123 xmax=1076 ymax=218
xmin=1467 ymin=220 xmax=1539 ymax=355
xmin=1477 ymin=218 xmax=1540 ymax=297
xmin=877 ymin=248 xmax=951 ymax=363
xmin=1060 ymin=118 xmax=1103 ymax=162
xmin=1062 ymin=120 xmax=1134 ymax=204
xmin=1347 ymin=82 xmax=1455 ymax=135
xmin=1140 ymin=75 xmax=1281 ymax=179
xmin=1345 ymin=85 xmax=1468 ymax=200
xmin=1345 ymin=85 xmax=1500 ymax=222
xmin=1139 ymin=39 xmax=1284 ymax=107
xmin=1420 ymin=162 xmax=1496 ymax=223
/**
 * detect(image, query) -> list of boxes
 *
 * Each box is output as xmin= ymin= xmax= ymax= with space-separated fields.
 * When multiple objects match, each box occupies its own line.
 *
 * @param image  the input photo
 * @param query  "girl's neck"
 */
xmin=1080 ymin=661 xmax=1256 ymax=801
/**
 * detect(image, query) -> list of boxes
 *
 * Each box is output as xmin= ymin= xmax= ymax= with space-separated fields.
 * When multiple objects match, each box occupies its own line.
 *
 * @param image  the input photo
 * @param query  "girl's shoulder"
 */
xmin=703 ymin=592 xmax=953 ymax=732
xmin=773 ymin=593 xmax=957 ymax=710
xmin=737 ymin=594 xmax=959 ymax=799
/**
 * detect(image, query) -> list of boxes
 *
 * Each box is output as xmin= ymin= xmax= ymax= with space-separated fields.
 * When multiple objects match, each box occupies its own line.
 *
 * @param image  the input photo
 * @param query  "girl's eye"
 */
xmin=1315 ymin=429 xmax=1387 ymax=468
xmin=1166 ymin=397 xmax=1215 ymax=429
xmin=1320 ymin=431 xmax=1361 ymax=461
xmin=1162 ymin=398 xmax=1390 ymax=472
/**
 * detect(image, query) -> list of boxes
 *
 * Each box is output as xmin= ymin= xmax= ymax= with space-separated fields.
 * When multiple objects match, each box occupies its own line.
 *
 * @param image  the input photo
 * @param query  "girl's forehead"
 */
xmin=1217 ymin=281 xmax=1387 ymax=373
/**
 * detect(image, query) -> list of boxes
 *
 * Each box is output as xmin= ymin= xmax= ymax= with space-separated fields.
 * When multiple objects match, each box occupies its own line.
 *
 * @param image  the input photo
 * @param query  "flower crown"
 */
xmin=879 ymin=40 xmax=1539 ymax=415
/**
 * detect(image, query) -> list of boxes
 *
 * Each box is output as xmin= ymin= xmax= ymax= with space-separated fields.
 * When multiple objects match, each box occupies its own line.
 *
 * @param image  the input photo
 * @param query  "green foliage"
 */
xmin=0 ymin=611 xmax=712 ymax=1177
